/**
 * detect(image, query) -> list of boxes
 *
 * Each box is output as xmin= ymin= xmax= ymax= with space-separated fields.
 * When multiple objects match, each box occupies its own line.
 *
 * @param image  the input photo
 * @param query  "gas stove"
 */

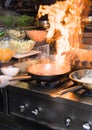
xmin=6 ymin=75 xmax=92 ymax=130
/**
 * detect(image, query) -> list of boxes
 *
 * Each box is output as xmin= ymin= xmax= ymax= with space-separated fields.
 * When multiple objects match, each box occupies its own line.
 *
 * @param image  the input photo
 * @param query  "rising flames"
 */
xmin=37 ymin=0 xmax=91 ymax=67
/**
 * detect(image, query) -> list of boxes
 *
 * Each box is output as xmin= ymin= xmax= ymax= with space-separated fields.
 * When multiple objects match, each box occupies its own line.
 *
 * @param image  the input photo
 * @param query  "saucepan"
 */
xmin=38 ymin=20 xmax=50 ymax=29
xmin=27 ymin=63 xmax=71 ymax=82
xmin=69 ymin=69 xmax=92 ymax=90
xmin=83 ymin=16 xmax=92 ymax=30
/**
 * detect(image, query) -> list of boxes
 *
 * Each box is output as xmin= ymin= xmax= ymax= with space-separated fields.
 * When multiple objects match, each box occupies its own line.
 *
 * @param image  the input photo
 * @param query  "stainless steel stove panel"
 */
xmin=7 ymin=83 xmax=92 ymax=130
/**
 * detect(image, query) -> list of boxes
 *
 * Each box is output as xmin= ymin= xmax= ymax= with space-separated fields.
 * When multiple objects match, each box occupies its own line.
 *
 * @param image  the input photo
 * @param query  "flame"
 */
xmin=37 ymin=0 xmax=91 ymax=66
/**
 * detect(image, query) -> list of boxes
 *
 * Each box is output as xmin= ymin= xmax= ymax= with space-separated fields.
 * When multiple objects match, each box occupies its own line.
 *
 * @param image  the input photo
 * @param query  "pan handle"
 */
xmin=11 ymin=75 xmax=31 ymax=81
xmin=56 ymin=85 xmax=83 ymax=96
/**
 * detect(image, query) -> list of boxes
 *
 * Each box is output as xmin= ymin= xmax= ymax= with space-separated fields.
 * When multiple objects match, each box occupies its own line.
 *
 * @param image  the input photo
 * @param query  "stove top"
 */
xmin=7 ymin=75 xmax=92 ymax=130
xmin=8 ymin=76 xmax=92 ymax=106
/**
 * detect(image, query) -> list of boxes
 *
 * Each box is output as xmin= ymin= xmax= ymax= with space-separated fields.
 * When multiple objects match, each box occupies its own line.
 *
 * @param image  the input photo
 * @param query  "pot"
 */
xmin=69 ymin=69 xmax=92 ymax=90
xmin=82 ymin=16 xmax=92 ymax=24
xmin=39 ymin=20 xmax=50 ymax=29
xmin=27 ymin=63 xmax=71 ymax=81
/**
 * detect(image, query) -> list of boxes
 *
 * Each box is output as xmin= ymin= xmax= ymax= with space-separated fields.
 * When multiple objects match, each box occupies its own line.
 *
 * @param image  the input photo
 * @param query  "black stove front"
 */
xmin=5 ymin=76 xmax=92 ymax=130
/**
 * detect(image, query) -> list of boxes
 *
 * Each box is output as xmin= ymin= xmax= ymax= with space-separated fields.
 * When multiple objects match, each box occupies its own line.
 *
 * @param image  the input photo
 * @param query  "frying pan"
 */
xmin=27 ymin=63 xmax=71 ymax=82
xmin=69 ymin=69 xmax=92 ymax=90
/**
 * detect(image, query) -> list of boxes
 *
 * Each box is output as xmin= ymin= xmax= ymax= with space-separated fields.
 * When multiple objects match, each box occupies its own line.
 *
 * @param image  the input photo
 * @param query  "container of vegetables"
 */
xmin=10 ymin=39 xmax=36 ymax=54
xmin=0 ymin=40 xmax=15 ymax=63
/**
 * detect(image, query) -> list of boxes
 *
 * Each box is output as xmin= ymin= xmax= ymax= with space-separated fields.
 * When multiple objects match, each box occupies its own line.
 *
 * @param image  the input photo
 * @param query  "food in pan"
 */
xmin=27 ymin=63 xmax=71 ymax=76
xmin=79 ymin=77 xmax=92 ymax=83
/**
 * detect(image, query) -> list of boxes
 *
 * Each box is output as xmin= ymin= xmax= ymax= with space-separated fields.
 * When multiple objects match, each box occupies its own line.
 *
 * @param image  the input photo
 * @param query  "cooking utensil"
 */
xmin=82 ymin=16 xmax=92 ymax=30
xmin=85 ymin=24 xmax=92 ymax=30
xmin=0 ymin=75 xmax=31 ymax=88
xmin=11 ymin=75 xmax=31 ymax=81
xmin=39 ymin=20 xmax=50 ymax=29
xmin=55 ymin=85 xmax=83 ymax=96
xmin=82 ymin=16 xmax=92 ymax=24
xmin=27 ymin=63 xmax=71 ymax=81
xmin=69 ymin=69 xmax=92 ymax=90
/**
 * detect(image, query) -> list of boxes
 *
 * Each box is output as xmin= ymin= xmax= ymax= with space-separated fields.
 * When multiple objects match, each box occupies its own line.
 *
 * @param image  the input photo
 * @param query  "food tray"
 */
xmin=13 ymin=50 xmax=41 ymax=59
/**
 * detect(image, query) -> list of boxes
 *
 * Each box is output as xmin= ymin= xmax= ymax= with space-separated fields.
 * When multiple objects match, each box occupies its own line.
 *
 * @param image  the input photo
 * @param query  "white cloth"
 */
xmin=0 ymin=75 xmax=12 ymax=88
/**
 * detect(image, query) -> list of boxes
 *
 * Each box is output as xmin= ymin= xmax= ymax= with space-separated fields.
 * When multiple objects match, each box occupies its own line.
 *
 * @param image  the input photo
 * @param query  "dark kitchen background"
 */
xmin=0 ymin=0 xmax=92 ymax=16
xmin=0 ymin=1 xmax=92 ymax=130
xmin=0 ymin=0 xmax=56 ymax=17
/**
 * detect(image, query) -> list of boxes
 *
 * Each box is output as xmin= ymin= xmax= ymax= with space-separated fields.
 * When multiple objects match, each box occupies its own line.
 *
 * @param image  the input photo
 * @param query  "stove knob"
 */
xmin=31 ymin=107 xmax=42 ymax=116
xmin=19 ymin=105 xmax=25 ymax=112
xmin=65 ymin=118 xmax=72 ymax=127
xmin=31 ymin=109 xmax=39 ymax=115
xmin=83 ymin=123 xmax=91 ymax=130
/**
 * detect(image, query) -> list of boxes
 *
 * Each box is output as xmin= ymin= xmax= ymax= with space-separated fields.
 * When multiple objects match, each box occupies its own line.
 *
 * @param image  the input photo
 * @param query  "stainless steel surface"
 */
xmin=82 ymin=16 xmax=92 ymax=24
xmin=55 ymin=85 xmax=83 ymax=96
xmin=39 ymin=20 xmax=50 ymax=29
xmin=7 ymin=72 xmax=92 ymax=130
xmin=69 ymin=69 xmax=92 ymax=90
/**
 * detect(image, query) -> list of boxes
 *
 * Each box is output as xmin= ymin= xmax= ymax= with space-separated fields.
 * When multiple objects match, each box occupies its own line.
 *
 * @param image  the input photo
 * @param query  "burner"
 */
xmin=81 ymin=60 xmax=89 ymax=67
xmin=75 ymin=87 xmax=92 ymax=97
xmin=82 ymin=89 xmax=92 ymax=97
xmin=36 ymin=81 xmax=55 ymax=88
xmin=29 ymin=77 xmax=71 ymax=88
